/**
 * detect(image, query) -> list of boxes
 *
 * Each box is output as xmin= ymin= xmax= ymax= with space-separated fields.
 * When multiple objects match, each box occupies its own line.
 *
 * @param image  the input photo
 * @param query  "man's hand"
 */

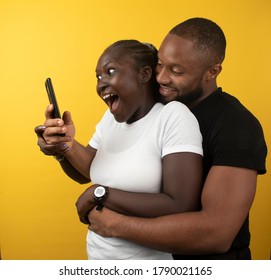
xmin=88 ymin=207 xmax=122 ymax=237
xmin=75 ymin=185 xmax=98 ymax=224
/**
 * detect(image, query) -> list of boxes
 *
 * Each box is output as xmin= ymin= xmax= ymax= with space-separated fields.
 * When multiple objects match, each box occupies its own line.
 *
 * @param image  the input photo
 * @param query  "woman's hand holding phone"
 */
xmin=42 ymin=104 xmax=75 ymax=153
xmin=35 ymin=78 xmax=76 ymax=157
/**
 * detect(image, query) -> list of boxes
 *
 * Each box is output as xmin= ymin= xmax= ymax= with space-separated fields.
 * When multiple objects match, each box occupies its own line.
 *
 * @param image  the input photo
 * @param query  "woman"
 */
xmin=35 ymin=40 xmax=203 ymax=259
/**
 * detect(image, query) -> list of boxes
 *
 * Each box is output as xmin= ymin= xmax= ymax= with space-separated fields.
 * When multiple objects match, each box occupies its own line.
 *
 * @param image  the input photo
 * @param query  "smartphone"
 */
xmin=45 ymin=77 xmax=61 ymax=118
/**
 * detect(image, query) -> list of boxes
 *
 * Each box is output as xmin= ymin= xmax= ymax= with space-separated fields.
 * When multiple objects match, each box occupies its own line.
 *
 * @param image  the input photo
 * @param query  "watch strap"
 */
xmin=94 ymin=186 xmax=108 ymax=211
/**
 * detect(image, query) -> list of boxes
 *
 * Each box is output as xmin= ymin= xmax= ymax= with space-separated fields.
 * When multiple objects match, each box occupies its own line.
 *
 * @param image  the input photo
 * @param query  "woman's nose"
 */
xmin=97 ymin=79 xmax=109 ymax=93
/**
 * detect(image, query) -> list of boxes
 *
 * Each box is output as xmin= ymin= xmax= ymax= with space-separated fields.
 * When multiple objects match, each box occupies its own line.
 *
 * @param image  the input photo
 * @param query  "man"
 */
xmin=36 ymin=18 xmax=267 ymax=259
xmin=86 ymin=17 xmax=267 ymax=259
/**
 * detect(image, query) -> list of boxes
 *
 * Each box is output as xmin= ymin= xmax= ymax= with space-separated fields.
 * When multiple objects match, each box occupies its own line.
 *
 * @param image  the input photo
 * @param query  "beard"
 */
xmin=174 ymin=87 xmax=203 ymax=107
xmin=161 ymin=86 xmax=204 ymax=108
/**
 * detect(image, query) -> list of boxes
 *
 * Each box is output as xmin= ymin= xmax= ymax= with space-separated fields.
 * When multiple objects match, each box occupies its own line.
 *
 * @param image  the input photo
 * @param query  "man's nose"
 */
xmin=156 ymin=67 xmax=170 ymax=84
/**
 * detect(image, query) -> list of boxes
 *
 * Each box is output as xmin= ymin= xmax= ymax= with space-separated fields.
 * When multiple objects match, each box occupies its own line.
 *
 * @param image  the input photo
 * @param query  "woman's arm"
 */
xmin=76 ymin=152 xmax=202 ymax=223
xmin=35 ymin=105 xmax=96 ymax=184
xmin=105 ymin=152 xmax=202 ymax=215
xmin=63 ymin=141 xmax=96 ymax=180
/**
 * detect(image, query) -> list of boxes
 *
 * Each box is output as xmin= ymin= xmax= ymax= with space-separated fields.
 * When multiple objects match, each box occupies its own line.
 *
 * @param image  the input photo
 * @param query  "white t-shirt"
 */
xmin=87 ymin=101 xmax=203 ymax=259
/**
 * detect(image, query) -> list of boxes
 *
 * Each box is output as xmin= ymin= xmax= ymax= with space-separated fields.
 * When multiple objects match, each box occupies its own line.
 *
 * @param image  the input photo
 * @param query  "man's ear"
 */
xmin=140 ymin=66 xmax=152 ymax=83
xmin=206 ymin=64 xmax=222 ymax=81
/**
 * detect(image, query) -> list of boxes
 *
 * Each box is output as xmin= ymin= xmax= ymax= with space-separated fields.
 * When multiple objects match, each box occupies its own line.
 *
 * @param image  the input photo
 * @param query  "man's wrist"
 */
xmin=110 ymin=212 xmax=126 ymax=238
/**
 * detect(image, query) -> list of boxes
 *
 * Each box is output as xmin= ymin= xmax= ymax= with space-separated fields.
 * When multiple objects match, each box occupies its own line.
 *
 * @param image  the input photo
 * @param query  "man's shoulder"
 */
xmin=203 ymin=89 xmax=259 ymax=123
xmin=220 ymin=91 xmax=261 ymax=126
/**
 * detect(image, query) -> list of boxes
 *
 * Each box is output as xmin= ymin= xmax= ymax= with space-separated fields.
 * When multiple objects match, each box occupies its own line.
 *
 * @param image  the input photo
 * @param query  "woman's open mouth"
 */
xmin=102 ymin=93 xmax=120 ymax=112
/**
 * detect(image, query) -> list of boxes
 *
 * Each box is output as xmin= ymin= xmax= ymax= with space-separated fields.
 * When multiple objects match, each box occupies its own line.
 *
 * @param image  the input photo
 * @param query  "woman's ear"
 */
xmin=140 ymin=66 xmax=152 ymax=83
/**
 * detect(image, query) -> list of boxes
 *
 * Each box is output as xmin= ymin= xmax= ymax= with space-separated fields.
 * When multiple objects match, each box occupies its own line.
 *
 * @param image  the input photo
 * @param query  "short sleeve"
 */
xmin=212 ymin=111 xmax=267 ymax=174
xmin=161 ymin=102 xmax=203 ymax=157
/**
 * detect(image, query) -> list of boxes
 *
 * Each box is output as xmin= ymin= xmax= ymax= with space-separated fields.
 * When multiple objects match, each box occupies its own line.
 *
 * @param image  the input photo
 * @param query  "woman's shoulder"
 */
xmin=162 ymin=101 xmax=192 ymax=116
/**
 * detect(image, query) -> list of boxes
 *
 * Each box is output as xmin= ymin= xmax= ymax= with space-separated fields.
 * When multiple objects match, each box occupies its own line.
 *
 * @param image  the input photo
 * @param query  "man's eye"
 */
xmin=171 ymin=68 xmax=184 ymax=75
xmin=96 ymin=74 xmax=102 ymax=80
xmin=156 ymin=62 xmax=162 ymax=68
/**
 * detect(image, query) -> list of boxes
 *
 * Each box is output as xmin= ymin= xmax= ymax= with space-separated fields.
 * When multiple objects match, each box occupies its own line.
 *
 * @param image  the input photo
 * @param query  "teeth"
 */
xmin=102 ymin=94 xmax=115 ymax=100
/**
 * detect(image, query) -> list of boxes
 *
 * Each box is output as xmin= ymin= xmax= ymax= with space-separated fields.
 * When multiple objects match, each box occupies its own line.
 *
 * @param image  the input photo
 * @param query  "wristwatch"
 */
xmin=93 ymin=185 xmax=108 ymax=210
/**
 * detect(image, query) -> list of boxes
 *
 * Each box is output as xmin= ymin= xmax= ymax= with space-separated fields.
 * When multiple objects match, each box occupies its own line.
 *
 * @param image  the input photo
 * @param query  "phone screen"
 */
xmin=45 ymin=78 xmax=61 ymax=118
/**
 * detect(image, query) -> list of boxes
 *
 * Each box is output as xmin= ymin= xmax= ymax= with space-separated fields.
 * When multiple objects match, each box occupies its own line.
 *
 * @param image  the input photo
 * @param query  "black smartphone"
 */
xmin=45 ymin=77 xmax=61 ymax=118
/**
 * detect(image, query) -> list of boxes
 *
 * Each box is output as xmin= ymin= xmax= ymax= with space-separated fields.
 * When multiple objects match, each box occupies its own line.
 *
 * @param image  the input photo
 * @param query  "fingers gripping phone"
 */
xmin=45 ymin=77 xmax=61 ymax=119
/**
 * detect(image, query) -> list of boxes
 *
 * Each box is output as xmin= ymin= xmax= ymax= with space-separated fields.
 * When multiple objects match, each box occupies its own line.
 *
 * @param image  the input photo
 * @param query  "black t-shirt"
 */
xmin=173 ymin=88 xmax=267 ymax=260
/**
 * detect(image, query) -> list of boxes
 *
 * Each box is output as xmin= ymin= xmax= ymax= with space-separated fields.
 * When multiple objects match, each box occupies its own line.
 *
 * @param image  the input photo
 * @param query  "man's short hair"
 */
xmin=170 ymin=17 xmax=226 ymax=65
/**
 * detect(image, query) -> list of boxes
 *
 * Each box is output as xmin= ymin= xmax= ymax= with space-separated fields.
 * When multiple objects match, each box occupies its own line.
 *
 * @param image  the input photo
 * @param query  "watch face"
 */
xmin=94 ymin=186 xmax=106 ymax=198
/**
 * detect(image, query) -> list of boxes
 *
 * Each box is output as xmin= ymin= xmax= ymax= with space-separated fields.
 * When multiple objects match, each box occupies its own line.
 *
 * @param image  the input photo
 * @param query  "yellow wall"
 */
xmin=0 ymin=0 xmax=270 ymax=260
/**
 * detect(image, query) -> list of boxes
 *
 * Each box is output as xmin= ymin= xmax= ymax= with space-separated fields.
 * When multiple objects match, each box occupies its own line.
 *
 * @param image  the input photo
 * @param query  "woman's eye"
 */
xmin=96 ymin=68 xmax=115 ymax=80
xmin=108 ymin=68 xmax=115 ymax=76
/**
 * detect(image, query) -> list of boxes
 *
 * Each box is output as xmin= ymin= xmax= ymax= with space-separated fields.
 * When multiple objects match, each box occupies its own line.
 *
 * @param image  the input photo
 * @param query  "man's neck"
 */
xmin=188 ymin=86 xmax=219 ymax=109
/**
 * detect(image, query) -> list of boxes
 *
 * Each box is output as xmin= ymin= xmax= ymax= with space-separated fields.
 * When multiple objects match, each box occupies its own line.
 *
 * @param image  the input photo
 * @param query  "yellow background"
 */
xmin=0 ymin=0 xmax=270 ymax=260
